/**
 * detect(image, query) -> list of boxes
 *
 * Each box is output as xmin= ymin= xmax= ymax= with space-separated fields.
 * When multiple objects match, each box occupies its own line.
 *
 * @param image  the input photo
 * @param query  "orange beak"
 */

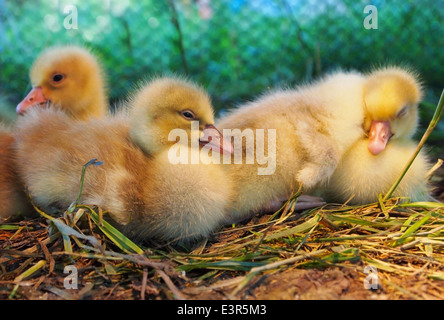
xmin=368 ymin=120 xmax=392 ymax=155
xmin=199 ymin=124 xmax=234 ymax=155
xmin=16 ymin=87 xmax=48 ymax=115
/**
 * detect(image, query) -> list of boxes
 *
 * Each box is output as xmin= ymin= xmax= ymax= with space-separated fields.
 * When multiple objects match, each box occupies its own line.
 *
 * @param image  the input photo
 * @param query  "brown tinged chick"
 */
xmin=14 ymin=77 xmax=233 ymax=243
xmin=16 ymin=45 xmax=108 ymax=120
xmin=0 ymin=45 xmax=108 ymax=221
xmin=0 ymin=125 xmax=33 ymax=221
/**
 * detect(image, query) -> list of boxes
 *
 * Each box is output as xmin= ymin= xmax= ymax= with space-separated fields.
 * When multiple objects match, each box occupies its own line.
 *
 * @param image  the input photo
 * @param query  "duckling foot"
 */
xmin=298 ymin=194 xmax=325 ymax=202
xmin=262 ymin=195 xmax=326 ymax=214
xmin=291 ymin=194 xmax=326 ymax=211
xmin=293 ymin=200 xmax=326 ymax=211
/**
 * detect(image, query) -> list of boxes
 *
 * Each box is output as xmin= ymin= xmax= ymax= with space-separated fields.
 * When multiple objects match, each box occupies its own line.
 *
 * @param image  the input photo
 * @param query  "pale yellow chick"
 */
xmin=321 ymin=67 xmax=432 ymax=204
xmin=322 ymin=140 xmax=431 ymax=204
xmin=217 ymin=71 xmax=368 ymax=222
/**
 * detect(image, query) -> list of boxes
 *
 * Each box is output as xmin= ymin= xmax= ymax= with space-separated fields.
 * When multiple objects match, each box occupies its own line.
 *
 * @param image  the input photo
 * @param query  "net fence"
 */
xmin=1 ymin=0 xmax=443 ymax=113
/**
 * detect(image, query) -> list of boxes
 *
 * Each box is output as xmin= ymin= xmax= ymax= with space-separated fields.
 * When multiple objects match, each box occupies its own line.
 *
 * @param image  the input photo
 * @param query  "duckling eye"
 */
xmin=51 ymin=73 xmax=65 ymax=85
xmin=181 ymin=110 xmax=195 ymax=120
xmin=397 ymin=106 xmax=408 ymax=118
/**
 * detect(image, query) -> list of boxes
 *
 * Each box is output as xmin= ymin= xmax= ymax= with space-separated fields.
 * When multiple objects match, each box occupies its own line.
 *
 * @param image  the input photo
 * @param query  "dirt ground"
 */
xmin=3 ymin=253 xmax=441 ymax=300
xmin=2 ymin=214 xmax=443 ymax=301
xmin=183 ymin=263 xmax=444 ymax=300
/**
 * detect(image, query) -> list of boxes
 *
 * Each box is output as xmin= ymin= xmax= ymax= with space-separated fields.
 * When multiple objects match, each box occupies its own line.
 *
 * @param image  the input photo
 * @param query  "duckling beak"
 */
xmin=368 ymin=120 xmax=392 ymax=155
xmin=199 ymin=124 xmax=234 ymax=155
xmin=16 ymin=87 xmax=48 ymax=115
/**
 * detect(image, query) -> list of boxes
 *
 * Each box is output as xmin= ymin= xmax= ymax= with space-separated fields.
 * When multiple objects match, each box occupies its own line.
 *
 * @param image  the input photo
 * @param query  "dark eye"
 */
xmin=181 ymin=110 xmax=195 ymax=120
xmin=397 ymin=106 xmax=408 ymax=118
xmin=52 ymin=73 xmax=64 ymax=83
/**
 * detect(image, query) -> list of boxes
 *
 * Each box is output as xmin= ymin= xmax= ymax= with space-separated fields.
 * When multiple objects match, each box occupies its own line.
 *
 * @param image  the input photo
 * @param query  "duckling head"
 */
xmin=363 ymin=66 xmax=422 ymax=155
xmin=16 ymin=45 xmax=107 ymax=120
xmin=129 ymin=77 xmax=233 ymax=156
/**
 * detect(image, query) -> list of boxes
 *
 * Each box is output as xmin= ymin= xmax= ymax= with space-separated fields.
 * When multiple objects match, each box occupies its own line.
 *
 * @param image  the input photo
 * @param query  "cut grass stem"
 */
xmin=383 ymin=89 xmax=444 ymax=201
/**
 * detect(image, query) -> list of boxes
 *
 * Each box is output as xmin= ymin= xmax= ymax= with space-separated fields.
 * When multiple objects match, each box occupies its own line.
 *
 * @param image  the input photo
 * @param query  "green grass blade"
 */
xmin=393 ymin=212 xmax=432 ymax=246
xmin=428 ymin=272 xmax=444 ymax=281
xmin=398 ymin=202 xmax=444 ymax=209
xmin=87 ymin=207 xmax=144 ymax=255
xmin=383 ymin=89 xmax=444 ymax=200
xmin=177 ymin=260 xmax=267 ymax=272
xmin=400 ymin=212 xmax=422 ymax=233
xmin=67 ymin=157 xmax=143 ymax=255
xmin=9 ymin=260 xmax=47 ymax=299
xmin=263 ymin=213 xmax=322 ymax=242
xmin=68 ymin=158 xmax=103 ymax=213
xmin=0 ymin=225 xmax=23 ymax=231
xmin=13 ymin=260 xmax=47 ymax=283
xmin=300 ymin=248 xmax=361 ymax=268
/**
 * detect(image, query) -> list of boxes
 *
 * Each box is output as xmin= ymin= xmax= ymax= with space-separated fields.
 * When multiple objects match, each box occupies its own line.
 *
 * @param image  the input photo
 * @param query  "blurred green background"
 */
xmin=1 ymin=0 xmax=443 ymax=152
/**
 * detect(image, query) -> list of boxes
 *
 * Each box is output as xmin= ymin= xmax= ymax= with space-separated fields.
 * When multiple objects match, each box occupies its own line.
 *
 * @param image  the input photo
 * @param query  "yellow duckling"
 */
xmin=217 ymin=71 xmax=368 ymax=222
xmin=364 ymin=66 xmax=422 ymax=154
xmin=16 ymin=45 xmax=108 ymax=119
xmin=322 ymin=140 xmax=431 ymax=204
xmin=321 ymin=67 xmax=433 ymax=204
xmin=0 ymin=46 xmax=108 ymax=221
xmin=14 ymin=77 xmax=233 ymax=242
